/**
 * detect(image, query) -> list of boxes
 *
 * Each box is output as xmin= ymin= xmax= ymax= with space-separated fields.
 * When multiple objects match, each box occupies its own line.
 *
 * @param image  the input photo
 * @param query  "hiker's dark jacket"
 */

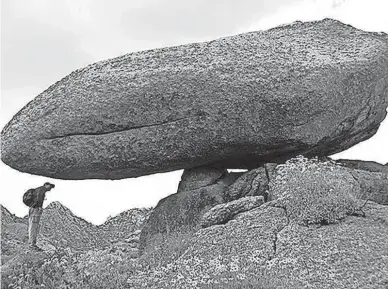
xmin=31 ymin=186 xmax=50 ymax=208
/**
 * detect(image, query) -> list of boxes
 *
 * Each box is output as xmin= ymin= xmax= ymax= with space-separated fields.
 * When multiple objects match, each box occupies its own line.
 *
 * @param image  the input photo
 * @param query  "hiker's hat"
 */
xmin=44 ymin=182 xmax=55 ymax=189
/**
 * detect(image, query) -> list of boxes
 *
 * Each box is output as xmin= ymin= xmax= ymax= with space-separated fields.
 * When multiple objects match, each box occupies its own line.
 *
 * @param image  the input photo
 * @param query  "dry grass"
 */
xmin=269 ymin=156 xmax=367 ymax=225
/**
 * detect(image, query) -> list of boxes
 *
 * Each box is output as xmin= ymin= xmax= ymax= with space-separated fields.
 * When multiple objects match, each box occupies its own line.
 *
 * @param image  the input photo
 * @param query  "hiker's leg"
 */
xmin=28 ymin=208 xmax=42 ymax=246
xmin=28 ymin=208 xmax=34 ymax=245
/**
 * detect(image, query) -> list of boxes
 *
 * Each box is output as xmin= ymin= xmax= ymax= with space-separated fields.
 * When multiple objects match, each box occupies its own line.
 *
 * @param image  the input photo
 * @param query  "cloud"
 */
xmin=242 ymin=0 xmax=388 ymax=33
xmin=118 ymin=0 xmax=301 ymax=45
xmin=1 ymin=0 xmax=94 ymax=91
xmin=1 ymin=0 xmax=304 ymax=91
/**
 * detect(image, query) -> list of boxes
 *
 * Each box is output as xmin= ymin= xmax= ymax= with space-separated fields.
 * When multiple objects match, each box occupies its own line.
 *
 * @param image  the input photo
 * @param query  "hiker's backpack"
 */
xmin=23 ymin=189 xmax=36 ymax=207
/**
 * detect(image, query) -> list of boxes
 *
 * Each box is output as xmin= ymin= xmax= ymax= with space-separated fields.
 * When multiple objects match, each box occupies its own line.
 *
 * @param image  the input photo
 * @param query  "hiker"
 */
xmin=23 ymin=182 xmax=55 ymax=250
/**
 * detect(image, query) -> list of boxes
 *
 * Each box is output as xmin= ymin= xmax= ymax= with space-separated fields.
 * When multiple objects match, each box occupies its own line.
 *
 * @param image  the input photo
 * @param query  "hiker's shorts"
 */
xmin=28 ymin=208 xmax=43 ymax=245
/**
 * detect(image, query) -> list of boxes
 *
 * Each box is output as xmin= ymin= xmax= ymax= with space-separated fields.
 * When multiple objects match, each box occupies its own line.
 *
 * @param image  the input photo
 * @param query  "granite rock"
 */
xmin=2 ymin=19 xmax=388 ymax=179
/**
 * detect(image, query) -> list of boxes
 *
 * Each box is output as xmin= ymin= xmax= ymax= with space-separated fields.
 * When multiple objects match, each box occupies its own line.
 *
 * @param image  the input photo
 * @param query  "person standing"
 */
xmin=26 ymin=182 xmax=55 ymax=250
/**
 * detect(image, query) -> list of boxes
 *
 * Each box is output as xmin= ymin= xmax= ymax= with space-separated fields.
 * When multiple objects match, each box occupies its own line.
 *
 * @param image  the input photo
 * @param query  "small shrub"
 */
xmin=268 ymin=156 xmax=366 ymax=225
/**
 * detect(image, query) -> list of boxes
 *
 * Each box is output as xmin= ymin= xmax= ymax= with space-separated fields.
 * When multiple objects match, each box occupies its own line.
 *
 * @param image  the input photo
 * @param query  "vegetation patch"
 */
xmin=268 ymin=156 xmax=367 ymax=225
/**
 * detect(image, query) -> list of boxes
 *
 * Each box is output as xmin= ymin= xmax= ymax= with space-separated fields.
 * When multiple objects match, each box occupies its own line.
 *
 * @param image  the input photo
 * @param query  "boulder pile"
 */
xmin=135 ymin=157 xmax=388 ymax=288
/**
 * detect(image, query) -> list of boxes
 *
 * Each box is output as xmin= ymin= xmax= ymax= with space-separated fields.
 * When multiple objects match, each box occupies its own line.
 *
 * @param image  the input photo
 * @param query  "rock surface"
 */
xmin=139 ymin=169 xmax=240 ymax=254
xmin=177 ymin=166 xmax=227 ymax=193
xmin=131 ymin=158 xmax=388 ymax=288
xmin=140 ymin=157 xmax=388 ymax=255
xmin=268 ymin=157 xmax=388 ymax=207
xmin=347 ymin=169 xmax=388 ymax=205
xmin=2 ymin=19 xmax=388 ymax=179
xmin=336 ymin=159 xmax=388 ymax=173
xmin=224 ymin=167 xmax=271 ymax=201
xmin=135 ymin=202 xmax=388 ymax=289
xmin=200 ymin=195 xmax=264 ymax=228
xmin=98 ymin=208 xmax=152 ymax=242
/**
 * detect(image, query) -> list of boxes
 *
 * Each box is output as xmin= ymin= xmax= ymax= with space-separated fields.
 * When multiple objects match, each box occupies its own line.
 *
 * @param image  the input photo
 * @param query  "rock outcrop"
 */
xmin=269 ymin=157 xmax=388 ymax=206
xmin=130 ymin=158 xmax=388 ymax=288
xmin=99 ymin=207 xmax=152 ymax=242
xmin=133 ymin=202 xmax=388 ymax=289
xmin=140 ymin=157 xmax=388 ymax=255
xmin=2 ymin=19 xmax=388 ymax=179
xmin=346 ymin=169 xmax=388 ymax=205
xmin=336 ymin=159 xmax=388 ymax=173
xmin=139 ymin=167 xmax=241 ymax=254
xmin=331 ymin=159 xmax=388 ymax=205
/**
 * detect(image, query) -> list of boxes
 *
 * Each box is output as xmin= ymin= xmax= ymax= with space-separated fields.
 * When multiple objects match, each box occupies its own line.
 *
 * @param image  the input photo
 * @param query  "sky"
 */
xmin=1 ymin=0 xmax=387 ymax=224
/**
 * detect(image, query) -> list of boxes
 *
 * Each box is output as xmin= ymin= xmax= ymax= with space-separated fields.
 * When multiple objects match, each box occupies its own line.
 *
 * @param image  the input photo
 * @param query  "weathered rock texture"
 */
xmin=336 ymin=159 xmax=388 ymax=173
xmin=224 ymin=164 xmax=277 ymax=201
xmin=268 ymin=157 xmax=388 ymax=206
xmin=333 ymin=159 xmax=388 ymax=204
xmin=177 ymin=166 xmax=227 ymax=193
xmin=140 ymin=157 xmax=388 ymax=256
xmin=347 ymin=169 xmax=388 ymax=205
xmin=2 ymin=19 xmax=388 ymax=179
xmin=139 ymin=167 xmax=241 ymax=254
xmin=200 ymin=195 xmax=264 ymax=228
xmin=135 ymin=202 xmax=388 ymax=289
xmin=132 ymin=158 xmax=388 ymax=288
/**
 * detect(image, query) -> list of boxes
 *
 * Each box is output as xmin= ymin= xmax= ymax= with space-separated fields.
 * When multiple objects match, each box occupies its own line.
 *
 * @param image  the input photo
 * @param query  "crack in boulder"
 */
xmin=268 ymin=203 xmax=290 ymax=260
xmin=46 ymin=116 xmax=196 ymax=140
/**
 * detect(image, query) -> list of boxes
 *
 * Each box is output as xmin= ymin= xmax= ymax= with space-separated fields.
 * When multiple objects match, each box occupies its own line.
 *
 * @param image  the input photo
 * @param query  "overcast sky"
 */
xmin=1 ymin=0 xmax=387 ymax=224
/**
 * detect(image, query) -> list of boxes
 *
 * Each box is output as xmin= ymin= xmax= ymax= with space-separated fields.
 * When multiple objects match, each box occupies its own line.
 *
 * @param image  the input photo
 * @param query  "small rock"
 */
xmin=201 ymin=196 xmax=265 ymax=228
xmin=177 ymin=166 xmax=227 ymax=193
xmin=225 ymin=168 xmax=269 ymax=201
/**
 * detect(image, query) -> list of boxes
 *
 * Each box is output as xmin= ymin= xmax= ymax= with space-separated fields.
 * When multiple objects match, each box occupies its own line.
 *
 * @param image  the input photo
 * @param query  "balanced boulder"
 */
xmin=1 ymin=19 xmax=388 ymax=179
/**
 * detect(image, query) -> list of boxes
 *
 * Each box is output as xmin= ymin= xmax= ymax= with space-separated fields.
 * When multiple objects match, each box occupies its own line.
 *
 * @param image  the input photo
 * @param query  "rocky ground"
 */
xmin=2 ymin=156 xmax=387 ymax=289
xmin=1 ymin=204 xmax=151 ymax=289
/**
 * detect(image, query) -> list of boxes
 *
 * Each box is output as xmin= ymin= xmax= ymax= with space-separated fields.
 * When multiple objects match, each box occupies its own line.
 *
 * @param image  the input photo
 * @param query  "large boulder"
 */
xmin=2 ymin=19 xmax=388 ymax=179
